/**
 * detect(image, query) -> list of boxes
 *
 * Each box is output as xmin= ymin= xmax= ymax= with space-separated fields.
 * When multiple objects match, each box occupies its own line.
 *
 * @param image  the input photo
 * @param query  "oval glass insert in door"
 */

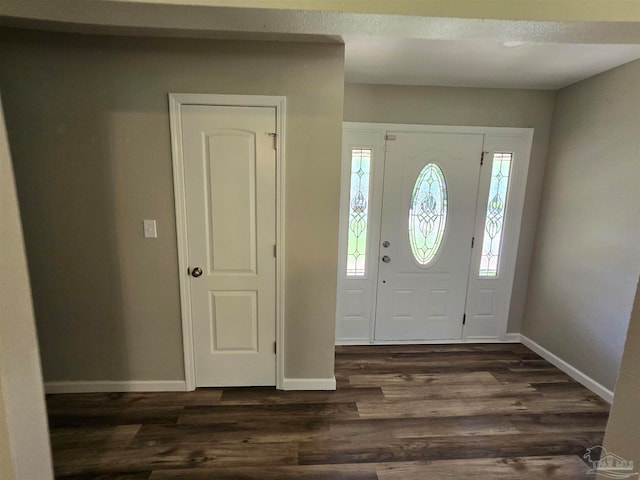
xmin=408 ymin=163 xmax=448 ymax=266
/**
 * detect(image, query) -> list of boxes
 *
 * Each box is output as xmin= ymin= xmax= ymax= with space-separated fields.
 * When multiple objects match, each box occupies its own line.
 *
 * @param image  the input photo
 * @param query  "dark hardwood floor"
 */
xmin=46 ymin=344 xmax=610 ymax=479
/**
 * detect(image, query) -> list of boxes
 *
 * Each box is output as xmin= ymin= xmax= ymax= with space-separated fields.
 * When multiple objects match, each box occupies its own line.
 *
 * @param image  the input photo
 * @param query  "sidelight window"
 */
xmin=479 ymin=153 xmax=513 ymax=277
xmin=346 ymin=149 xmax=372 ymax=276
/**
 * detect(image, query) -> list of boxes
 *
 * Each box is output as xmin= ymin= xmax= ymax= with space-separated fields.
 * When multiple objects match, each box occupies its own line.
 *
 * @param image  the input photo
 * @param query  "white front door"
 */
xmin=374 ymin=132 xmax=483 ymax=340
xmin=180 ymin=104 xmax=276 ymax=386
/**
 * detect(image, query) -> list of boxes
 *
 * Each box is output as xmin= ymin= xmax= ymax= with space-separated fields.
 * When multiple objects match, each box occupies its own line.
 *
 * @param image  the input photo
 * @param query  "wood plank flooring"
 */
xmin=46 ymin=344 xmax=610 ymax=479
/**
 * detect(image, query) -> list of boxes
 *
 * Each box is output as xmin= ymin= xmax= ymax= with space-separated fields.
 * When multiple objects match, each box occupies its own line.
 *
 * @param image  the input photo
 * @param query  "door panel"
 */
xmin=335 ymin=131 xmax=386 ymax=342
xmin=205 ymin=130 xmax=257 ymax=274
xmin=374 ymin=132 xmax=483 ymax=341
xmin=181 ymin=105 xmax=276 ymax=386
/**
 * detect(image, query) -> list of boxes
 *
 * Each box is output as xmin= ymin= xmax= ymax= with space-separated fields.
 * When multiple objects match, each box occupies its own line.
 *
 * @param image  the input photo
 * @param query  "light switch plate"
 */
xmin=143 ymin=219 xmax=157 ymax=238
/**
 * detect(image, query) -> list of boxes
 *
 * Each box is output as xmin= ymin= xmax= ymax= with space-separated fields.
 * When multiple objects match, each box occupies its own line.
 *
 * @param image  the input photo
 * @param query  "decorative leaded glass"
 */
xmin=479 ymin=153 xmax=513 ymax=277
xmin=409 ymin=163 xmax=448 ymax=266
xmin=346 ymin=149 xmax=371 ymax=276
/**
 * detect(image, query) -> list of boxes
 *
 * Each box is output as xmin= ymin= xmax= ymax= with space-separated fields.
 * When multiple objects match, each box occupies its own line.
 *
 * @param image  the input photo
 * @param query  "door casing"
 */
xmin=169 ymin=93 xmax=286 ymax=391
xmin=336 ymin=122 xmax=533 ymax=344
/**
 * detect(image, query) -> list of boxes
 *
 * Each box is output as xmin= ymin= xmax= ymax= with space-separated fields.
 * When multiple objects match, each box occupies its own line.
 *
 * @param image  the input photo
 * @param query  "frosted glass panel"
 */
xmin=346 ymin=149 xmax=371 ymax=276
xmin=479 ymin=153 xmax=513 ymax=277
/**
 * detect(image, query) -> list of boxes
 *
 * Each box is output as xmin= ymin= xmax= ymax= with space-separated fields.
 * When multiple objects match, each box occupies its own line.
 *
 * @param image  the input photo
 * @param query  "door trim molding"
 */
xmin=336 ymin=122 xmax=533 ymax=344
xmin=168 ymin=93 xmax=286 ymax=391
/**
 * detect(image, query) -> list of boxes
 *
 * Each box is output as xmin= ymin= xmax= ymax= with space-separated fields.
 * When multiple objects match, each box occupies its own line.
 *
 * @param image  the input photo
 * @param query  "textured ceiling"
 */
xmin=345 ymin=37 xmax=640 ymax=89
xmin=2 ymin=1 xmax=640 ymax=89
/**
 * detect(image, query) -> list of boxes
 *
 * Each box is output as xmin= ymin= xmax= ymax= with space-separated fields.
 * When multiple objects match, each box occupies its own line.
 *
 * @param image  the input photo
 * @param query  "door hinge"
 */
xmin=385 ymin=134 xmax=396 ymax=152
xmin=463 ymin=314 xmax=466 ymax=325
xmin=268 ymin=132 xmax=277 ymax=150
xmin=273 ymin=342 xmax=277 ymax=354
xmin=273 ymin=244 xmax=277 ymax=258
xmin=471 ymin=237 xmax=475 ymax=249
xmin=481 ymin=151 xmax=487 ymax=166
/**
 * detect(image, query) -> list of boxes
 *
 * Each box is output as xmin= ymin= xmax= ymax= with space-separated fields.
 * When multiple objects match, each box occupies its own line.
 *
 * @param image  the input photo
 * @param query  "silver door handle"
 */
xmin=382 ymin=255 xmax=391 ymax=263
xmin=190 ymin=267 xmax=203 ymax=277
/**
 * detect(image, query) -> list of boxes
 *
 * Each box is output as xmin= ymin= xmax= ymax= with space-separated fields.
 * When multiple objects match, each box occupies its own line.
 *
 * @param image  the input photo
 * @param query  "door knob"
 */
xmin=382 ymin=255 xmax=391 ymax=263
xmin=190 ymin=267 xmax=203 ymax=278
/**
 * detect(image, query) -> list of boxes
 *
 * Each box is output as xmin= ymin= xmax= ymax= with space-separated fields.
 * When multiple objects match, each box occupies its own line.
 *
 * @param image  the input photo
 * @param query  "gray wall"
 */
xmin=344 ymin=83 xmax=556 ymax=332
xmin=0 ymin=28 xmax=344 ymax=382
xmin=0 ymin=95 xmax=53 ymax=479
xmin=522 ymin=59 xmax=640 ymax=391
xmin=600 ymin=279 xmax=640 ymax=477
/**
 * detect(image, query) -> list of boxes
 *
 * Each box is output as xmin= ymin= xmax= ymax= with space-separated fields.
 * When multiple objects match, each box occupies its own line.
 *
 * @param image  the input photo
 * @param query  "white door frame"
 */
xmin=169 ymin=93 xmax=286 ymax=391
xmin=336 ymin=122 xmax=533 ymax=345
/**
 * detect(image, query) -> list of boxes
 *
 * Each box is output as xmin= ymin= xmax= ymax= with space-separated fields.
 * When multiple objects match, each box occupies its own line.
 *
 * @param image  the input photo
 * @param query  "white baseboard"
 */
xmin=336 ymin=337 xmax=512 ymax=345
xmin=335 ymin=339 xmax=371 ymax=345
xmin=519 ymin=335 xmax=614 ymax=404
xmin=44 ymin=380 xmax=187 ymax=394
xmin=463 ymin=336 xmax=520 ymax=343
xmin=503 ymin=333 xmax=522 ymax=343
xmin=281 ymin=377 xmax=336 ymax=391
xmin=44 ymin=336 xmax=613 ymax=402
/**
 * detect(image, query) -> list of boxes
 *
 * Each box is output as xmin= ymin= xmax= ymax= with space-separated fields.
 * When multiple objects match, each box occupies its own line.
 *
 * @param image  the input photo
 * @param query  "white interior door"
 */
xmin=181 ymin=104 xmax=276 ymax=386
xmin=374 ymin=132 xmax=484 ymax=340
